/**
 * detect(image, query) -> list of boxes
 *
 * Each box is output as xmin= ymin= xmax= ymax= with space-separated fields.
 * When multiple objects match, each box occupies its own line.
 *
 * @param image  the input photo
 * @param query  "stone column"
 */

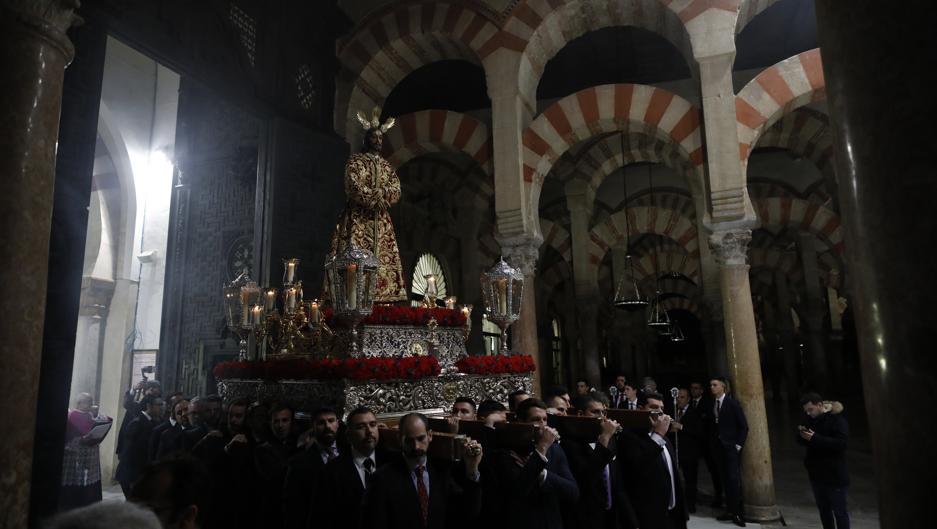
xmin=774 ymin=270 xmax=800 ymax=401
xmin=815 ymin=3 xmax=937 ymax=526
xmin=457 ymin=203 xmax=484 ymax=354
xmin=710 ymin=229 xmax=779 ymax=522
xmin=0 ymin=1 xmax=78 ymax=525
xmin=798 ymin=233 xmax=828 ymax=391
xmin=502 ymin=239 xmax=543 ymax=396
xmin=565 ymin=181 xmax=601 ymax=386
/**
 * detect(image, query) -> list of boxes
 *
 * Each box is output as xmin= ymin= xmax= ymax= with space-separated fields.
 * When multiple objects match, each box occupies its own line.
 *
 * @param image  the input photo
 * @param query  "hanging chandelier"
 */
xmin=613 ymin=131 xmax=648 ymax=311
xmin=645 ymin=163 xmax=671 ymax=331
xmin=670 ymin=322 xmax=686 ymax=342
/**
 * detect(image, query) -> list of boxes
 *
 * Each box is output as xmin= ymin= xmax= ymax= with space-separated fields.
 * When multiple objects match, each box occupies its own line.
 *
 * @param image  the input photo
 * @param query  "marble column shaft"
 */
xmin=710 ymin=229 xmax=779 ymax=522
xmin=502 ymin=241 xmax=543 ymax=396
xmin=0 ymin=2 xmax=78 ymax=526
xmin=816 ymin=2 xmax=937 ymax=526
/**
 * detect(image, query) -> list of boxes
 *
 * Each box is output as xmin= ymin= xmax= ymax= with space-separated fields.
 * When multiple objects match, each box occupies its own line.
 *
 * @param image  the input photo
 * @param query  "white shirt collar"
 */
xmin=352 ymin=448 xmax=375 ymax=467
xmin=716 ymin=394 xmax=726 ymax=404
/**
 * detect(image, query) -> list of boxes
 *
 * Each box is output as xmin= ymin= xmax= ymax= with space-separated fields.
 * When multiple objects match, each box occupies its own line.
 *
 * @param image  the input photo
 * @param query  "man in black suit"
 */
xmin=151 ymin=397 xmax=189 ymax=461
xmin=689 ymin=381 xmax=722 ymax=508
xmin=622 ymin=382 xmax=642 ymax=411
xmin=362 ymin=412 xmax=483 ymax=529
xmin=669 ymin=388 xmax=703 ymax=513
xmin=254 ymin=402 xmax=299 ymax=529
xmin=708 ymin=377 xmax=748 ymax=527
xmin=798 ymin=393 xmax=850 ymax=529
xmin=617 ymin=391 xmax=687 ymax=529
xmin=115 ymin=395 xmax=165 ymax=496
xmin=610 ymin=375 xmax=628 ymax=408
xmin=319 ymin=407 xmax=388 ymax=529
xmin=494 ymin=398 xmax=579 ymax=529
xmin=563 ymin=395 xmax=638 ymax=529
xmin=283 ymin=406 xmax=341 ymax=529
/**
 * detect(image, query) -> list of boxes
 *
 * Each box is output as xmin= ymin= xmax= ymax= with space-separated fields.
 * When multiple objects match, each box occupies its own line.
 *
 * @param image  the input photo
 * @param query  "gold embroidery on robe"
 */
xmin=328 ymin=152 xmax=407 ymax=303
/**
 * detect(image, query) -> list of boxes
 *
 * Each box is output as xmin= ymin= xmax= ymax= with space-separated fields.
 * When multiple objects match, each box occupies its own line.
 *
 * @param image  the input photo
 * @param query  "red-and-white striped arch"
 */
xmin=753 ymin=197 xmax=844 ymax=255
xmin=488 ymin=0 xmax=695 ymax=113
xmin=523 ymin=84 xmax=703 ymax=213
xmin=736 ymin=48 xmax=826 ymax=165
xmin=749 ymin=246 xmax=801 ymax=277
xmin=735 ymin=0 xmax=783 ymax=34
xmin=660 ymin=296 xmax=703 ymax=319
xmin=631 ymin=250 xmax=700 ymax=283
xmin=382 ymin=110 xmax=493 ymax=175
xmin=540 ymin=259 xmax=573 ymax=291
xmin=567 ymin=133 xmax=705 ymax=201
xmin=336 ymin=2 xmax=500 ymax=142
xmin=587 ymin=206 xmax=700 ymax=281
xmin=539 ymin=218 xmax=572 ymax=264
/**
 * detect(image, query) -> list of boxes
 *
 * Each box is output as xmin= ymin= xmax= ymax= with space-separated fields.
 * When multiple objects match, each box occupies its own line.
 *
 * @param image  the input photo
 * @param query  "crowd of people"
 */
xmin=54 ymin=374 xmax=850 ymax=529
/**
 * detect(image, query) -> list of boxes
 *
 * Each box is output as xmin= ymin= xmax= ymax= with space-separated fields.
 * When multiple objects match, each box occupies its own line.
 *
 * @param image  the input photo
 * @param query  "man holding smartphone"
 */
xmin=798 ymin=393 xmax=850 ymax=529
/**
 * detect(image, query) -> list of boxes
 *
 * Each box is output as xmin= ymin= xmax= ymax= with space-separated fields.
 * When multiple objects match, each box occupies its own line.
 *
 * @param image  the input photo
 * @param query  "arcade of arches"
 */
xmin=1 ymin=1 xmax=934 ymax=528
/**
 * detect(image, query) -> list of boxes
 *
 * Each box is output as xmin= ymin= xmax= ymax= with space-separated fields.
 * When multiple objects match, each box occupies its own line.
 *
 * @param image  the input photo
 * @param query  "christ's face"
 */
xmin=366 ymin=130 xmax=383 ymax=152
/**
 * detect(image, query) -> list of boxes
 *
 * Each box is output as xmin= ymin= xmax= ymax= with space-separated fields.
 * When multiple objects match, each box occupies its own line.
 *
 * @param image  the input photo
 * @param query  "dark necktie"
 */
xmin=362 ymin=457 xmax=374 ymax=488
xmin=415 ymin=464 xmax=429 ymax=525
xmin=715 ymin=399 xmax=721 ymax=423
xmin=676 ymin=407 xmax=684 ymax=422
xmin=602 ymin=464 xmax=612 ymax=510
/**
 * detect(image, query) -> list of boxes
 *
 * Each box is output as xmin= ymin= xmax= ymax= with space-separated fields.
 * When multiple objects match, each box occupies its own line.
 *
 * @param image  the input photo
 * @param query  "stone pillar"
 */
xmin=710 ymin=229 xmax=779 ymax=522
xmin=565 ymin=181 xmax=601 ymax=386
xmin=457 ymin=203 xmax=484 ymax=353
xmin=69 ymin=278 xmax=115 ymax=401
xmin=0 ymin=1 xmax=78 ymax=525
xmin=815 ymin=3 xmax=937 ymax=526
xmin=798 ymin=233 xmax=828 ymax=391
xmin=774 ymin=270 xmax=800 ymax=401
xmin=697 ymin=53 xmax=750 ymax=223
xmin=502 ymin=239 xmax=543 ymax=396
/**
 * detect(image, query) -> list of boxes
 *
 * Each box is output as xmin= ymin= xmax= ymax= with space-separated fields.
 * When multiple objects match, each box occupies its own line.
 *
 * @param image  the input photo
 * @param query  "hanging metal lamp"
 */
xmin=612 ymin=131 xmax=648 ymax=311
xmin=645 ymin=163 xmax=671 ymax=330
xmin=670 ymin=322 xmax=686 ymax=342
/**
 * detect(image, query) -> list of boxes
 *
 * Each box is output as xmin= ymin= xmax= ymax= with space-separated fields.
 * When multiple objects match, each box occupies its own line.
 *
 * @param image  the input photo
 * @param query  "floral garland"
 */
xmin=322 ymin=305 xmax=466 ymax=327
xmin=213 ymin=356 xmax=440 ymax=382
xmin=455 ymin=354 xmax=536 ymax=375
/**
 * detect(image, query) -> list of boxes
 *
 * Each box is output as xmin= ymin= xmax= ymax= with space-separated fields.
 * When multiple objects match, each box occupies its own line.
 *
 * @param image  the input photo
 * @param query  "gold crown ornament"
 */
xmin=356 ymin=106 xmax=395 ymax=133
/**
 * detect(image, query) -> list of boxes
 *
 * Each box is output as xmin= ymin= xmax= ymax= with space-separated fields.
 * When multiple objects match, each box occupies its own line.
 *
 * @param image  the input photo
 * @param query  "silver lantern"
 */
xmin=223 ymin=270 xmax=261 ymax=360
xmin=324 ymin=242 xmax=378 ymax=355
xmin=480 ymin=258 xmax=524 ymax=354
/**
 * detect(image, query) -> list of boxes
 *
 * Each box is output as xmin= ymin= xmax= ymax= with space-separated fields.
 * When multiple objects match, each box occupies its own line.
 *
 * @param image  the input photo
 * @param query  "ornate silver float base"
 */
xmin=218 ymin=373 xmax=532 ymax=414
xmin=332 ymin=325 xmax=467 ymax=370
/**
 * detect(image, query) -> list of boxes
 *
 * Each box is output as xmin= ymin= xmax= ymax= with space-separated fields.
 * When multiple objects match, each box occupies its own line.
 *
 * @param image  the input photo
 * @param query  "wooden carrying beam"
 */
xmin=605 ymin=409 xmax=652 ymax=429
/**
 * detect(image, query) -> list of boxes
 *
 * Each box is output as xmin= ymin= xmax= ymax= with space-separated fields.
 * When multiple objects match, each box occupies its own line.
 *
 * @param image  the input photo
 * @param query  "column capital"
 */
xmin=709 ymin=229 xmax=751 ymax=266
xmin=499 ymin=236 xmax=541 ymax=276
xmin=1 ymin=0 xmax=81 ymax=60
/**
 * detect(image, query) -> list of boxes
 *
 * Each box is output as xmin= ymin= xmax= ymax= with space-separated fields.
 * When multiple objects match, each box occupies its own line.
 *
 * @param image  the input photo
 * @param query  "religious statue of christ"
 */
xmin=328 ymin=108 xmax=408 ymax=303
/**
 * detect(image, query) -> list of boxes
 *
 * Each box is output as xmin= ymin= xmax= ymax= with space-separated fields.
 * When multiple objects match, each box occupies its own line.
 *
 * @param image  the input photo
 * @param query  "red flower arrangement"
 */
xmin=455 ymin=354 xmax=536 ymax=375
xmin=321 ymin=305 xmax=466 ymax=327
xmin=213 ymin=356 xmax=440 ymax=382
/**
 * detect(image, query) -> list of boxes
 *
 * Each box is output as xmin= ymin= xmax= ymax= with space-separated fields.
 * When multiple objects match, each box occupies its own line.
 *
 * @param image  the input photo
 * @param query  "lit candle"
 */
xmin=426 ymin=275 xmax=437 ymax=297
xmin=460 ymin=305 xmax=471 ymax=319
xmin=310 ymin=300 xmax=320 ymax=324
xmin=251 ymin=305 xmax=263 ymax=325
xmin=497 ymin=279 xmax=507 ymax=314
xmin=264 ymin=289 xmax=277 ymax=313
xmin=285 ymin=260 xmax=296 ymax=284
xmin=445 ymin=296 xmax=457 ymax=310
xmin=346 ymin=264 xmax=358 ymax=309
xmin=285 ymin=287 xmax=297 ymax=312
